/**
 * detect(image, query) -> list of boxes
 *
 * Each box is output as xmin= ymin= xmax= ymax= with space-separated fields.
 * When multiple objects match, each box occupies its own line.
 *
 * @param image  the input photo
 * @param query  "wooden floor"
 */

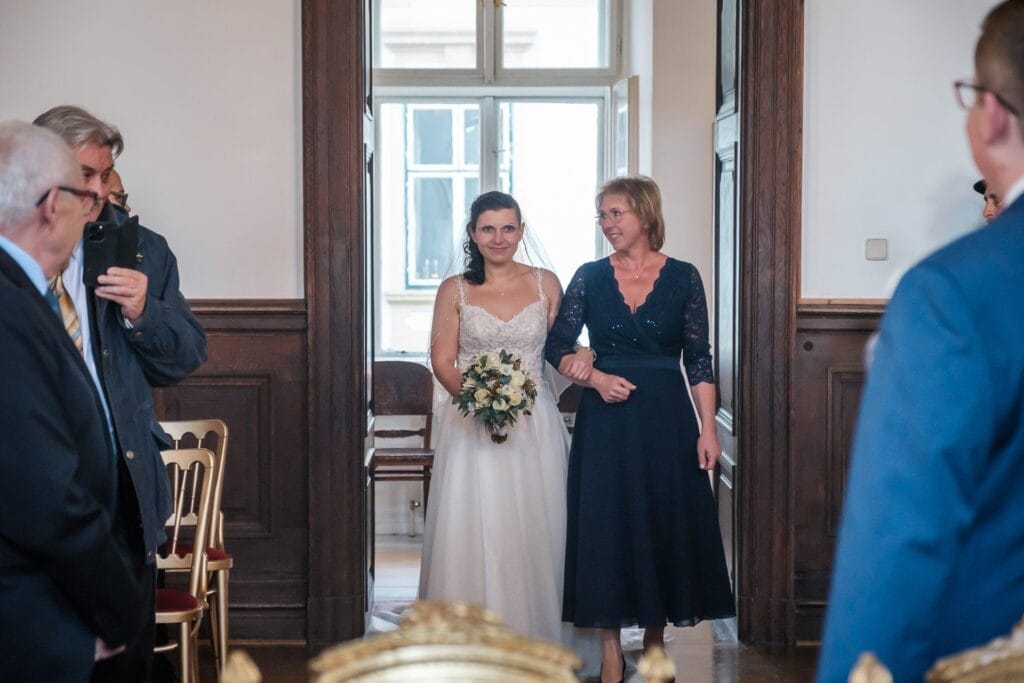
xmin=195 ymin=536 xmax=818 ymax=682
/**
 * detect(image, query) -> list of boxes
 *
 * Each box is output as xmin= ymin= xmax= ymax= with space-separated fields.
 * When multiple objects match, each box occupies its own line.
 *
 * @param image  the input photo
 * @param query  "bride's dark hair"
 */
xmin=463 ymin=191 xmax=522 ymax=285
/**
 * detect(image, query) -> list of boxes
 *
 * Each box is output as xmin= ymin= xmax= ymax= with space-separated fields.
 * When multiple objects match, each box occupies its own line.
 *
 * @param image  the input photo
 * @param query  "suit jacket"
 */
xmin=87 ymin=204 xmax=207 ymax=560
xmin=817 ymin=195 xmax=1024 ymax=681
xmin=0 ymin=248 xmax=144 ymax=682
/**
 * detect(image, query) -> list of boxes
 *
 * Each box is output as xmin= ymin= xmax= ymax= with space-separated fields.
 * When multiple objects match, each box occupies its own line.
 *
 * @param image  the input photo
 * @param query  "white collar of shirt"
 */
xmin=0 ymin=234 xmax=48 ymax=297
xmin=1002 ymin=174 xmax=1024 ymax=209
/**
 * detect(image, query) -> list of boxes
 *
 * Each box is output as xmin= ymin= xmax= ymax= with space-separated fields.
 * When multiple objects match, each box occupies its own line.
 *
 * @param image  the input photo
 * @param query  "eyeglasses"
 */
xmin=108 ymin=190 xmax=129 ymax=208
xmin=953 ymin=80 xmax=1020 ymax=117
xmin=595 ymin=208 xmax=634 ymax=224
xmin=35 ymin=186 xmax=100 ymax=216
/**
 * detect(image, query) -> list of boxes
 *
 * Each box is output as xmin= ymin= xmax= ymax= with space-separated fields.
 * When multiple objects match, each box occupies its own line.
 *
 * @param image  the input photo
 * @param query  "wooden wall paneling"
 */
xmin=736 ymin=0 xmax=803 ymax=646
xmin=154 ymin=300 xmax=309 ymax=640
xmin=303 ymin=0 xmax=370 ymax=649
xmin=791 ymin=304 xmax=881 ymax=642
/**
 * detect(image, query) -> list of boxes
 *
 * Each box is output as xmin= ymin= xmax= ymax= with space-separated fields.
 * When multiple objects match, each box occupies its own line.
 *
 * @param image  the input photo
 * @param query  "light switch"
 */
xmin=865 ymin=238 xmax=888 ymax=261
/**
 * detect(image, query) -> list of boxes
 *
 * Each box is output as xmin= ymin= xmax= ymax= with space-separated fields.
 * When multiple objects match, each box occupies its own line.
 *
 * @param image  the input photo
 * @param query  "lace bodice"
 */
xmin=456 ymin=273 xmax=548 ymax=381
xmin=544 ymin=256 xmax=715 ymax=385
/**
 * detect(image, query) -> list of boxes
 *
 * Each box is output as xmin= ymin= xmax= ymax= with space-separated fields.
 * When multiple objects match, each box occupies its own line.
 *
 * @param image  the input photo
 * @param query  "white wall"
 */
xmin=802 ymin=1 xmax=996 ymax=299
xmin=627 ymin=0 xmax=717 ymax=290
xmin=0 ymin=0 xmax=303 ymax=298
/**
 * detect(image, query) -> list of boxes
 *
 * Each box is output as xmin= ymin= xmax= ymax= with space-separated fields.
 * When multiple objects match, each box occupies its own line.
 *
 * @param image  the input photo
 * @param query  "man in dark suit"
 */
xmin=34 ymin=105 xmax=208 ymax=681
xmin=818 ymin=2 xmax=1024 ymax=680
xmin=0 ymin=120 xmax=144 ymax=681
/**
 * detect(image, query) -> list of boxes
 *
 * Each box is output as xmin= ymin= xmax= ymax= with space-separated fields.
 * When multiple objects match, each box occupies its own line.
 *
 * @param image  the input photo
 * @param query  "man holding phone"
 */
xmin=34 ymin=105 xmax=207 ymax=682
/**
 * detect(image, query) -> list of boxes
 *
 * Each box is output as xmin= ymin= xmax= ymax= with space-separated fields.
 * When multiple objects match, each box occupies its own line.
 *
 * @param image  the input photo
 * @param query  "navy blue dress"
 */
xmin=546 ymin=257 xmax=735 ymax=628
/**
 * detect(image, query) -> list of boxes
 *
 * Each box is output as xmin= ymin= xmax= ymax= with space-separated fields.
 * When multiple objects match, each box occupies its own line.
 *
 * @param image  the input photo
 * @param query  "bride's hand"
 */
xmin=594 ymin=372 xmax=636 ymax=403
xmin=564 ymin=347 xmax=595 ymax=381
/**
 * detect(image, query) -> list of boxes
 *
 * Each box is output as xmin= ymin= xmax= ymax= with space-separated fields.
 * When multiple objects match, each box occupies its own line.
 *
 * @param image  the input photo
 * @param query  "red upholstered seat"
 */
xmin=173 ymin=543 xmax=232 ymax=562
xmin=156 ymin=588 xmax=201 ymax=613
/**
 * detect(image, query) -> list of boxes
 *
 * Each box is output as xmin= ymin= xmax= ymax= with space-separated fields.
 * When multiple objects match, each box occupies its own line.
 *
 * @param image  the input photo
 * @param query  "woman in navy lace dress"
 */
xmin=546 ymin=177 xmax=734 ymax=682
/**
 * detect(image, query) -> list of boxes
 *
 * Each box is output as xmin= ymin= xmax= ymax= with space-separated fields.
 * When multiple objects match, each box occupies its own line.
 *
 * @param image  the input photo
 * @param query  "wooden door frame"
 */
xmin=735 ymin=0 xmax=803 ymax=646
xmin=298 ymin=0 xmax=807 ymax=649
xmin=303 ymin=0 xmax=369 ymax=649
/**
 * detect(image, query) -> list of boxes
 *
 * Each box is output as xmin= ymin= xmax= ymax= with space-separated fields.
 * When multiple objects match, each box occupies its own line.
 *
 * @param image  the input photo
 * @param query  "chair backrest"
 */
xmin=309 ymin=601 xmax=580 ymax=682
xmin=159 ymin=447 xmax=216 ymax=598
xmin=373 ymin=361 xmax=434 ymax=448
xmin=160 ymin=419 xmax=229 ymax=549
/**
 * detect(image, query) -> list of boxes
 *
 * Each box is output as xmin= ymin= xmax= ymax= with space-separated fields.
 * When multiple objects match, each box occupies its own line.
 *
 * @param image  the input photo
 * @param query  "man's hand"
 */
xmin=95 ymin=638 xmax=125 ymax=662
xmin=95 ymin=267 xmax=148 ymax=324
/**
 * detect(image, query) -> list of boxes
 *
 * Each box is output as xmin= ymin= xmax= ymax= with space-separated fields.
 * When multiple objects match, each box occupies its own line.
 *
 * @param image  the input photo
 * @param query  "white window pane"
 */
xmin=499 ymin=101 xmax=601 ymax=291
xmin=502 ymin=0 xmax=608 ymax=69
xmin=413 ymin=109 xmax=453 ymax=164
xmin=378 ymin=0 xmax=477 ymax=69
xmin=410 ymin=177 xmax=453 ymax=283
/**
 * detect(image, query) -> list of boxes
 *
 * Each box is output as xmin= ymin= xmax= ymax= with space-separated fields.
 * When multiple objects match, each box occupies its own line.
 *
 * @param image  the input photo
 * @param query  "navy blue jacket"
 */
xmin=88 ymin=204 xmax=207 ymax=560
xmin=817 ymin=194 xmax=1024 ymax=681
xmin=0 ymin=248 xmax=144 ymax=682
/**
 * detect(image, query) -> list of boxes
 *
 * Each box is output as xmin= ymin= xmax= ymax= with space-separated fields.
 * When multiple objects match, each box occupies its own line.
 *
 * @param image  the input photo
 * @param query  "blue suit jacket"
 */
xmin=817 ymin=195 xmax=1024 ymax=681
xmin=0 ymin=249 xmax=143 ymax=682
xmin=87 ymin=204 xmax=207 ymax=560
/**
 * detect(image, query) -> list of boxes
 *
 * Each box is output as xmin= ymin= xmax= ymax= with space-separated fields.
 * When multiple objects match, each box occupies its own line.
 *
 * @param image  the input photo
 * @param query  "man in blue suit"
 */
xmin=0 ymin=120 xmax=143 ymax=681
xmin=817 ymin=2 xmax=1024 ymax=680
xmin=34 ymin=105 xmax=208 ymax=681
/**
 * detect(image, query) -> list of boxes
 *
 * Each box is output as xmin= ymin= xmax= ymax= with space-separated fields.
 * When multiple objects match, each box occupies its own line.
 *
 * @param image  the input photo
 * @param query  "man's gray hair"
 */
xmin=0 ymin=120 xmax=79 ymax=232
xmin=33 ymin=105 xmax=124 ymax=158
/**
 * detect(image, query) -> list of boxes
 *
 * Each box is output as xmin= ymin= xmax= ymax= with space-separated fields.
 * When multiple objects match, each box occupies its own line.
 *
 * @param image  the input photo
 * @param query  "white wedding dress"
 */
xmin=419 ymin=270 xmax=570 ymax=643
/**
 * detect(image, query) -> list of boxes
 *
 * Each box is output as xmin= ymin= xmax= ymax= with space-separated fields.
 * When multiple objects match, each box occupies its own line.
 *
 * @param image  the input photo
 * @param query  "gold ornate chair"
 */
xmin=160 ymin=419 xmax=233 ymax=673
xmin=156 ymin=447 xmax=216 ymax=683
xmin=847 ymin=617 xmax=1024 ymax=683
xmin=370 ymin=361 xmax=435 ymax=508
xmin=309 ymin=601 xmax=581 ymax=682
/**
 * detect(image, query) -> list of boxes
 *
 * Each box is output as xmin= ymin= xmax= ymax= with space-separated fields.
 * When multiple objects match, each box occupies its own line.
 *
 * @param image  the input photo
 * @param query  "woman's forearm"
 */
xmin=690 ymin=381 xmax=717 ymax=432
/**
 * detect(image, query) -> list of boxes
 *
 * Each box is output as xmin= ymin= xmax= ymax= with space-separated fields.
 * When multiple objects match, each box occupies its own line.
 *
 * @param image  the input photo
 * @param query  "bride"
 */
xmin=419 ymin=190 xmax=589 ymax=643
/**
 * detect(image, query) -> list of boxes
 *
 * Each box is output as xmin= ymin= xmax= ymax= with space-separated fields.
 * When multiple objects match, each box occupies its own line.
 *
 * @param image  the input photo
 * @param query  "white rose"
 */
xmin=498 ymin=385 xmax=512 ymax=397
xmin=492 ymin=398 xmax=508 ymax=411
xmin=485 ymin=353 xmax=501 ymax=369
xmin=510 ymin=370 xmax=526 ymax=388
xmin=500 ymin=363 xmax=514 ymax=376
xmin=508 ymin=389 xmax=523 ymax=406
xmin=474 ymin=388 xmax=491 ymax=403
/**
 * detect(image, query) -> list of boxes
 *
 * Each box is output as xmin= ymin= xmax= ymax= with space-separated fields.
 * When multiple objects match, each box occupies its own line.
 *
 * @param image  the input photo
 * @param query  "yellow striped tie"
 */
xmin=49 ymin=272 xmax=84 ymax=355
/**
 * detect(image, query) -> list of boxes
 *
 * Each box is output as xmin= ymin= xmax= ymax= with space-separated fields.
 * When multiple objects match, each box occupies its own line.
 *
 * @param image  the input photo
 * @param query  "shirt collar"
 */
xmin=0 ymin=234 xmax=49 ymax=297
xmin=1002 ymin=174 xmax=1024 ymax=209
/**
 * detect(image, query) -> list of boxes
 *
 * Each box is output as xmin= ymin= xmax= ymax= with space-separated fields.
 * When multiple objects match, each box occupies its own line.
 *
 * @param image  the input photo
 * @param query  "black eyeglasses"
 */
xmin=108 ymin=190 xmax=129 ymax=208
xmin=953 ymin=80 xmax=1020 ymax=117
xmin=35 ymin=186 xmax=100 ymax=216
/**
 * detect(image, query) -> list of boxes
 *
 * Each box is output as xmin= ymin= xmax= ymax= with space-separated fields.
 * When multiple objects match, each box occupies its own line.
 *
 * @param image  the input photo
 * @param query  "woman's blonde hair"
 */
xmin=596 ymin=176 xmax=665 ymax=250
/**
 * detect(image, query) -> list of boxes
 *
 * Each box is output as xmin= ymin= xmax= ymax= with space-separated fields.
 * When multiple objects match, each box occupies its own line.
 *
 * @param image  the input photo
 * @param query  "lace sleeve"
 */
xmin=545 ymin=265 xmax=587 ymax=367
xmin=682 ymin=264 xmax=715 ymax=385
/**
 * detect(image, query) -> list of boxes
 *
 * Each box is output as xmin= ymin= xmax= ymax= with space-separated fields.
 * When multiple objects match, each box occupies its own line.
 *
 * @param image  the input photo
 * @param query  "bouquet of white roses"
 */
xmin=452 ymin=350 xmax=538 ymax=444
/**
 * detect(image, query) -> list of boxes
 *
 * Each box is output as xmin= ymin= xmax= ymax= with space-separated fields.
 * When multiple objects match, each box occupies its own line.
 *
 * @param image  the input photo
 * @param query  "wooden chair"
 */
xmin=160 ymin=419 xmax=233 ymax=675
xmin=557 ymin=383 xmax=584 ymax=434
xmin=308 ymin=601 xmax=581 ymax=682
xmin=156 ymin=447 xmax=216 ymax=683
xmin=370 ymin=361 xmax=435 ymax=510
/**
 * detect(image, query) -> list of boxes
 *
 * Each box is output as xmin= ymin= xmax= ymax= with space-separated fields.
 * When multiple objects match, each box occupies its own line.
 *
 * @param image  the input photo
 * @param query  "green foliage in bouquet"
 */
xmin=452 ymin=349 xmax=538 ymax=444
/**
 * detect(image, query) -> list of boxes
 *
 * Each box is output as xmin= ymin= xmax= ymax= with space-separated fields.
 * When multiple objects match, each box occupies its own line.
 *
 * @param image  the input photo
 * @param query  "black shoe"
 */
xmin=599 ymin=654 xmax=626 ymax=683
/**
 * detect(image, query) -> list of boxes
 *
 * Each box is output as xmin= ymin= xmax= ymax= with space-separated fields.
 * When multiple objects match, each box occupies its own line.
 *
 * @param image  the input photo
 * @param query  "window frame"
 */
xmin=373 ymin=0 xmax=622 ymax=87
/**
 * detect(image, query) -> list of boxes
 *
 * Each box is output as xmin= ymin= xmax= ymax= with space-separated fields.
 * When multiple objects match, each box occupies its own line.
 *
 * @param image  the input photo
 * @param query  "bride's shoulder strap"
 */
xmin=532 ymin=267 xmax=545 ymax=301
xmin=455 ymin=274 xmax=467 ymax=305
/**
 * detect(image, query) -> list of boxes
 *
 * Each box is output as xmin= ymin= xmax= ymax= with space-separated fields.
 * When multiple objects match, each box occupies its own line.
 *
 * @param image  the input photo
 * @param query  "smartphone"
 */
xmin=83 ymin=215 xmax=139 ymax=287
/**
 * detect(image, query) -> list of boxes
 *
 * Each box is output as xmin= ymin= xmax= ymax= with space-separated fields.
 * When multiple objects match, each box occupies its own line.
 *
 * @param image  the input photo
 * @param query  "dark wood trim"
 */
xmin=302 ymin=0 xmax=369 ymax=649
xmin=736 ymin=0 xmax=804 ymax=646
xmin=186 ymin=299 xmax=307 ymax=332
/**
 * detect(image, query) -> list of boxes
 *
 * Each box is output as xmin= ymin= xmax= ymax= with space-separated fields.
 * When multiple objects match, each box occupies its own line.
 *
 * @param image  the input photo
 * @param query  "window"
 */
xmin=375 ymin=1 xmax=621 ymax=355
